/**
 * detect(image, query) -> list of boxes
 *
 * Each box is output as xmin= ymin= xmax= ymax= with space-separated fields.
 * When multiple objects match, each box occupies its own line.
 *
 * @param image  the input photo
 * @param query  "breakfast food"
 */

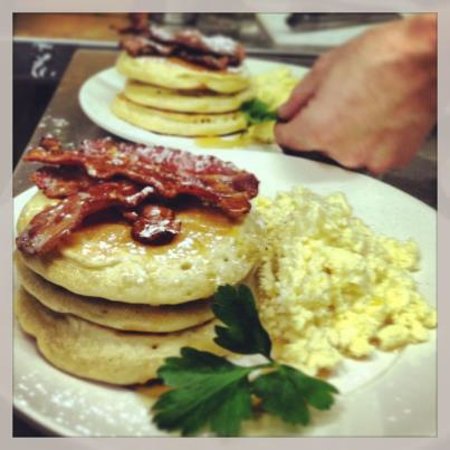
xmin=14 ymin=136 xmax=261 ymax=384
xmin=16 ymin=288 xmax=222 ymax=385
xmin=122 ymin=81 xmax=254 ymax=113
xmin=116 ymin=25 xmax=250 ymax=93
xmin=112 ymin=23 xmax=252 ymax=136
xmin=116 ymin=52 xmax=250 ymax=94
xmin=16 ymin=190 xmax=260 ymax=305
xmin=195 ymin=66 xmax=301 ymax=148
xmin=255 ymin=187 xmax=436 ymax=376
xmin=15 ymin=258 xmax=214 ymax=333
xmin=14 ymin=133 xmax=436 ymax=418
xmin=112 ymin=94 xmax=248 ymax=137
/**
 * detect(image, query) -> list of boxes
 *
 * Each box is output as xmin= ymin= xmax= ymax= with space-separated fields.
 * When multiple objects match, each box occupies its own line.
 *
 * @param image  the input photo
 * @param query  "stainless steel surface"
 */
xmin=14 ymin=50 xmax=115 ymax=197
xmin=286 ymin=13 xmax=401 ymax=32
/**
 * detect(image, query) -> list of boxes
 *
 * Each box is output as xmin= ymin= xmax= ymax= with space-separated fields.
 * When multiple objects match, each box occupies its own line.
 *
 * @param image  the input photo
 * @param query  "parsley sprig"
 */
xmin=240 ymin=99 xmax=278 ymax=125
xmin=152 ymin=285 xmax=338 ymax=436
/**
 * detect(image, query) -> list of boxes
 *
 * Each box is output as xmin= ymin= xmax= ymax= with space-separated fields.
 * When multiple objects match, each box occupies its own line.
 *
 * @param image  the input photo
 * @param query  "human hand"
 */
xmin=275 ymin=14 xmax=437 ymax=174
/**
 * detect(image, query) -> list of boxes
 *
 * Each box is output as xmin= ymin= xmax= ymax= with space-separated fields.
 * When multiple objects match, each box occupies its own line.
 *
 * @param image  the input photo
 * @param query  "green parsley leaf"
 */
xmin=152 ymin=285 xmax=339 ymax=436
xmin=241 ymin=99 xmax=278 ymax=125
xmin=212 ymin=284 xmax=272 ymax=358
xmin=153 ymin=347 xmax=253 ymax=436
xmin=252 ymin=364 xmax=339 ymax=425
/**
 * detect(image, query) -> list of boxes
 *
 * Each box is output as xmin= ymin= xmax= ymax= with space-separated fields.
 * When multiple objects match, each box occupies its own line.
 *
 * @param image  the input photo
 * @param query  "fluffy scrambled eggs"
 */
xmin=255 ymin=187 xmax=436 ymax=375
xmin=245 ymin=67 xmax=299 ymax=144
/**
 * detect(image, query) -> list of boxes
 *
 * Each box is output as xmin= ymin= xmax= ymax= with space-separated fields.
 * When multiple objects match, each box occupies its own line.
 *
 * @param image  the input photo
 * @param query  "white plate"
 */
xmin=14 ymin=151 xmax=436 ymax=437
xmin=78 ymin=58 xmax=309 ymax=154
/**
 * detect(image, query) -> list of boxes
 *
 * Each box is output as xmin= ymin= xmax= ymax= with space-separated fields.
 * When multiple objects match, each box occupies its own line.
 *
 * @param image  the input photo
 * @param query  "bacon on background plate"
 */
xmin=119 ymin=22 xmax=245 ymax=70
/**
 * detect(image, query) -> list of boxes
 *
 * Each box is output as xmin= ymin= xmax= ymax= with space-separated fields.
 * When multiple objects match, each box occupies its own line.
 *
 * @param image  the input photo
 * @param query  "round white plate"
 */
xmin=78 ymin=58 xmax=309 ymax=153
xmin=14 ymin=151 xmax=436 ymax=437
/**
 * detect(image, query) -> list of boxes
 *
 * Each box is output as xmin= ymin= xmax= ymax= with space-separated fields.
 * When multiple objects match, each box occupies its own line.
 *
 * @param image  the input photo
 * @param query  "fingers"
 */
xmin=277 ymin=70 xmax=322 ymax=121
xmin=277 ymin=51 xmax=334 ymax=121
xmin=274 ymin=117 xmax=318 ymax=152
xmin=275 ymin=117 xmax=410 ymax=174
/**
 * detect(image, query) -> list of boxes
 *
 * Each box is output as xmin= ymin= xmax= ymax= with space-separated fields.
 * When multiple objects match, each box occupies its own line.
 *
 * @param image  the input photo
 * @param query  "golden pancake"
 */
xmin=17 ymin=191 xmax=261 ymax=305
xmin=116 ymin=52 xmax=250 ymax=94
xmin=111 ymin=94 xmax=248 ymax=136
xmin=15 ymin=288 xmax=223 ymax=385
xmin=122 ymin=80 xmax=254 ymax=113
xmin=15 ymin=256 xmax=214 ymax=333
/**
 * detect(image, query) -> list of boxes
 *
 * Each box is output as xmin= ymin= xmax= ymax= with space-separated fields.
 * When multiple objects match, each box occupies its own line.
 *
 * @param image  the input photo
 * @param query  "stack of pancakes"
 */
xmin=111 ymin=50 xmax=253 ymax=137
xmin=15 ymin=191 xmax=261 ymax=385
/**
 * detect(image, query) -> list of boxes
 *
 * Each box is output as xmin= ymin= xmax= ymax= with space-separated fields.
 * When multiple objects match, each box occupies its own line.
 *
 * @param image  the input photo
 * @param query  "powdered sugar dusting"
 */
xmin=150 ymin=25 xmax=173 ymax=42
xmin=37 ymin=115 xmax=70 ymax=136
xmin=201 ymin=34 xmax=237 ymax=55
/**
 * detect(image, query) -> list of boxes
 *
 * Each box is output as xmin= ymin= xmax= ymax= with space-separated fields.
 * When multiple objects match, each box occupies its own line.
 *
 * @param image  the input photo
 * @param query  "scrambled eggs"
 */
xmin=196 ymin=67 xmax=299 ymax=147
xmin=245 ymin=67 xmax=299 ymax=144
xmin=255 ymin=187 xmax=436 ymax=375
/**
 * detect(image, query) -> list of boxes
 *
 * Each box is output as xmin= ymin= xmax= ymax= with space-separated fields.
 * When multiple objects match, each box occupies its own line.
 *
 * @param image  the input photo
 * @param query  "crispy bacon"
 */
xmin=16 ymin=181 xmax=156 ymax=256
xmin=18 ymin=136 xmax=258 ymax=255
xmin=131 ymin=204 xmax=181 ymax=245
xmin=31 ymin=167 xmax=96 ymax=198
xmin=119 ymin=24 xmax=245 ymax=70
xmin=24 ymin=136 xmax=259 ymax=218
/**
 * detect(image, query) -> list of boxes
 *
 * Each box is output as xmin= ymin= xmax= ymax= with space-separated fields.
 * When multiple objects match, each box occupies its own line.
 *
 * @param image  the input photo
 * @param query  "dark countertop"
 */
xmin=13 ymin=45 xmax=436 ymax=437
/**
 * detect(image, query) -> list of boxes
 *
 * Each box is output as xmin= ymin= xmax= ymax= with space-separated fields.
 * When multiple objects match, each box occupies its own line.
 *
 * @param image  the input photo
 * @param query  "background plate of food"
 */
xmin=79 ymin=57 xmax=307 ymax=154
xmin=13 ymin=144 xmax=436 ymax=437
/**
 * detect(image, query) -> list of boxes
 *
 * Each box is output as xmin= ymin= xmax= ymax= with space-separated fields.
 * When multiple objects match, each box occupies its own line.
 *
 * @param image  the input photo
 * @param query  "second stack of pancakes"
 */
xmin=111 ymin=24 xmax=254 ymax=137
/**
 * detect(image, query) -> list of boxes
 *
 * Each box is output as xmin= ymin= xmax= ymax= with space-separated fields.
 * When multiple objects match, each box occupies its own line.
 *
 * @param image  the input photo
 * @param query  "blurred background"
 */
xmin=13 ymin=12 xmax=404 ymax=167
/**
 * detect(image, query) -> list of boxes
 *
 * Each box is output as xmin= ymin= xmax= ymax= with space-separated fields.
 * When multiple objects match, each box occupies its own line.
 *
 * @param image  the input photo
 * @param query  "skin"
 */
xmin=275 ymin=14 xmax=437 ymax=174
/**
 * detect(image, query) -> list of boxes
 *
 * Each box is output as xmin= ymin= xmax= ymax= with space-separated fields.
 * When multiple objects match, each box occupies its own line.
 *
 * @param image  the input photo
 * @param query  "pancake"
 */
xmin=17 ymin=191 xmax=261 ymax=305
xmin=116 ymin=52 xmax=250 ymax=94
xmin=111 ymin=94 xmax=248 ymax=136
xmin=15 ymin=256 xmax=214 ymax=333
xmin=123 ymin=80 xmax=254 ymax=113
xmin=15 ymin=288 xmax=223 ymax=385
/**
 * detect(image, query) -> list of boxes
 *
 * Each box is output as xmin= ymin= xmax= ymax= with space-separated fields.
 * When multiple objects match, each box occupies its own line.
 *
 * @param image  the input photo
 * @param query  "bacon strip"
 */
xmin=31 ymin=166 xmax=96 ymax=198
xmin=120 ymin=24 xmax=245 ymax=70
xmin=24 ymin=136 xmax=259 ymax=218
xmin=131 ymin=204 xmax=181 ymax=245
xmin=16 ymin=181 xmax=156 ymax=256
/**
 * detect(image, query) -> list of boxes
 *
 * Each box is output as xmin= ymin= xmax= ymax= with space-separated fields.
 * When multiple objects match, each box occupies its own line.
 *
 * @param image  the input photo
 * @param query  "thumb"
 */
xmin=274 ymin=116 xmax=316 ymax=151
